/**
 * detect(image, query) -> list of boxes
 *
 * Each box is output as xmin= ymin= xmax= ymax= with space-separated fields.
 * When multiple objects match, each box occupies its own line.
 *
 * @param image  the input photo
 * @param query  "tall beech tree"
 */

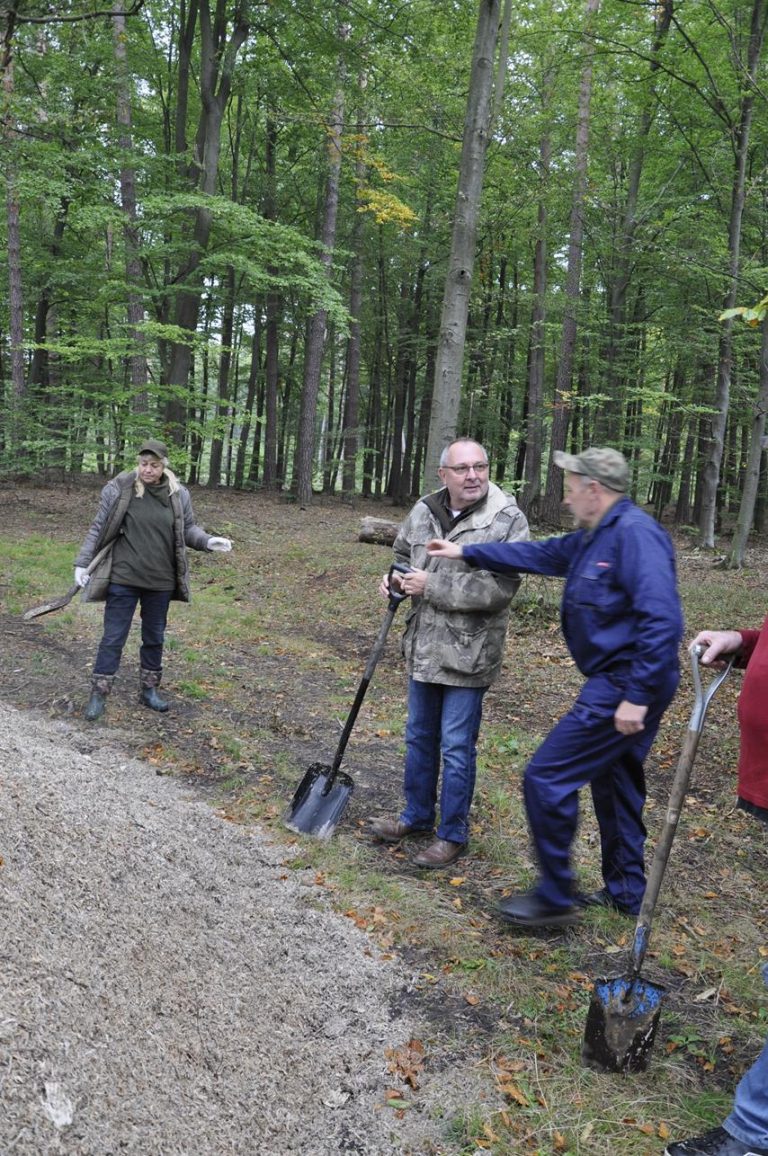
xmin=423 ymin=0 xmax=503 ymax=485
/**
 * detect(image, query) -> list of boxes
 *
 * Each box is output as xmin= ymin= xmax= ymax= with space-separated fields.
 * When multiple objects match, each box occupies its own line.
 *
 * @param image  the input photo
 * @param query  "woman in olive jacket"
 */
xmin=74 ymin=439 xmax=232 ymax=721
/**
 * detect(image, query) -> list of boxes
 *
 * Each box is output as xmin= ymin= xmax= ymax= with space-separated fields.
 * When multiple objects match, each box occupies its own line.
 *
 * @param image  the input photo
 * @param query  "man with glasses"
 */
xmin=427 ymin=447 xmax=683 ymax=925
xmin=370 ymin=438 xmax=529 ymax=868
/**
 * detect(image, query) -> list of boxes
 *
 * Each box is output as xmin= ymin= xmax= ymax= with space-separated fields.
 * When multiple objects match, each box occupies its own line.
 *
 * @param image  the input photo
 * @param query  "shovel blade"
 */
xmin=581 ymin=975 xmax=666 ymax=1073
xmin=283 ymin=763 xmax=354 ymax=839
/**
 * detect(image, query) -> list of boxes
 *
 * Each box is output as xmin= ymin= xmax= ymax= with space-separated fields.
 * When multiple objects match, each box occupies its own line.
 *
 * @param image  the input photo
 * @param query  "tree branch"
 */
xmin=14 ymin=2 xmax=145 ymax=24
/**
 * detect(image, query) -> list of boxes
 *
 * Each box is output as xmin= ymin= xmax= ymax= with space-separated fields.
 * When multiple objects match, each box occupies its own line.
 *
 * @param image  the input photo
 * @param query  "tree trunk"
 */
xmin=234 ymin=322 xmax=260 ymax=489
xmin=728 ymin=313 xmax=768 ymax=567
xmin=163 ymin=1 xmax=249 ymax=445
xmin=260 ymin=115 xmax=281 ymax=491
xmin=423 ymin=0 xmax=502 ymax=484
xmin=540 ymin=0 xmax=601 ymax=526
xmin=3 ymin=40 xmax=25 ymax=440
xmin=698 ymin=0 xmax=767 ymax=547
xmin=521 ymin=68 xmax=553 ymax=516
xmin=292 ymin=14 xmax=348 ymax=506
xmin=597 ymin=0 xmax=672 ymax=444
xmin=113 ymin=9 xmax=148 ymax=413
xmin=208 ymin=266 xmax=236 ymax=486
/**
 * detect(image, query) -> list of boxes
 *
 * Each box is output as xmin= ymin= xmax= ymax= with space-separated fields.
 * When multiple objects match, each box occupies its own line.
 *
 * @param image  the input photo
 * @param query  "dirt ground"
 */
xmin=0 ymin=481 xmax=514 ymax=1156
xmin=1 ymin=479 xmax=767 ymax=1154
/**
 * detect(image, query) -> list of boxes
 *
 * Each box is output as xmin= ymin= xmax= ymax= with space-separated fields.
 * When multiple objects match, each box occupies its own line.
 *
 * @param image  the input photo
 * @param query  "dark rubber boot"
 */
xmin=140 ymin=668 xmax=168 ymax=712
xmin=84 ymin=673 xmax=114 ymax=721
xmin=140 ymin=686 xmax=169 ymax=712
xmin=84 ymin=691 xmax=107 ymax=721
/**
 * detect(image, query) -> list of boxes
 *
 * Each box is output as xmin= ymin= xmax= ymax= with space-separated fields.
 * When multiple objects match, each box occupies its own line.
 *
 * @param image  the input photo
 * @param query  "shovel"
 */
xmin=581 ymin=644 xmax=734 ymax=1073
xmin=283 ymin=562 xmax=410 ymax=840
xmin=22 ymin=541 xmax=115 ymax=621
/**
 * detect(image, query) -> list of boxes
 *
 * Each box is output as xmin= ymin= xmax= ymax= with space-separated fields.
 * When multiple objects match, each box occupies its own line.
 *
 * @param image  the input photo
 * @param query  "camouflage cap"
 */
xmin=553 ymin=446 xmax=629 ymax=493
xmin=137 ymin=438 xmax=169 ymax=461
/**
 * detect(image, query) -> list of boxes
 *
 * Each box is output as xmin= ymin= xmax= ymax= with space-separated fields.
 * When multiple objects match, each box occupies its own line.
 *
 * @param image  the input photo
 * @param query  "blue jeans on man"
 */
xmin=665 ymin=964 xmax=768 ymax=1155
xmin=724 ymin=964 xmax=768 ymax=1149
xmin=400 ymin=679 xmax=487 ymax=845
xmin=93 ymin=583 xmax=173 ymax=676
xmin=726 ymin=1030 xmax=768 ymax=1149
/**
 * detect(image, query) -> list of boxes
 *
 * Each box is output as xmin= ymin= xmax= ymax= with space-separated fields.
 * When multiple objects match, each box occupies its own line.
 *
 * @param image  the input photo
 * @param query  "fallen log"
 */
xmin=358 ymin=516 xmax=401 ymax=546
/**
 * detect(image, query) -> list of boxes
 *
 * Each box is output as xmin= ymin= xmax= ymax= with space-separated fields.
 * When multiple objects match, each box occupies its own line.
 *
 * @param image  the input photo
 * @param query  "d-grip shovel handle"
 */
xmin=326 ymin=562 xmax=412 ymax=781
xmin=386 ymin=561 xmax=412 ymax=608
xmin=628 ymin=645 xmax=735 ymax=977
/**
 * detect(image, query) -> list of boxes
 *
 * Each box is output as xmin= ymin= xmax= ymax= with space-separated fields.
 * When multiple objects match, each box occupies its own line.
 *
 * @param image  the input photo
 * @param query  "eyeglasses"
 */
xmin=442 ymin=462 xmax=489 ymax=476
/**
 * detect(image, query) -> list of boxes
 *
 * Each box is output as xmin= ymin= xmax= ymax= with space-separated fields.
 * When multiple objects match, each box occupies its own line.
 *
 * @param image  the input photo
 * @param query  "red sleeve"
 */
xmin=737 ymin=623 xmax=765 ymax=667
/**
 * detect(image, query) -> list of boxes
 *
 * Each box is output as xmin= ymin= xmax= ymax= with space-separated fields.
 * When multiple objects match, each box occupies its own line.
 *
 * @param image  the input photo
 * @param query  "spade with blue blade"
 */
xmin=581 ymin=645 xmax=734 ymax=1073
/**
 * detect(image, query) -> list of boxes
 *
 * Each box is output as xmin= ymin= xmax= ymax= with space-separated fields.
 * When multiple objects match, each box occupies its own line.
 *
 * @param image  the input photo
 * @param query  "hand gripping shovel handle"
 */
xmin=22 ymin=541 xmax=114 ymax=621
xmin=628 ymin=645 xmax=734 ymax=977
xmin=327 ymin=562 xmax=411 ymax=780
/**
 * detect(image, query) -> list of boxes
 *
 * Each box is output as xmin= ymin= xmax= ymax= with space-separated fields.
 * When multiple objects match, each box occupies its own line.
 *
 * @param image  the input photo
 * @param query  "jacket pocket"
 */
xmin=573 ymin=570 xmax=628 ymax=619
xmin=438 ymin=620 xmax=498 ymax=678
xmin=82 ymin=540 xmax=116 ymax=603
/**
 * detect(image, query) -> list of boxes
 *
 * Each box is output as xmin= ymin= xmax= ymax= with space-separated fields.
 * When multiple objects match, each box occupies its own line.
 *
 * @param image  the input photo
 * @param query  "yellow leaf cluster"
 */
xmin=357 ymin=187 xmax=417 ymax=229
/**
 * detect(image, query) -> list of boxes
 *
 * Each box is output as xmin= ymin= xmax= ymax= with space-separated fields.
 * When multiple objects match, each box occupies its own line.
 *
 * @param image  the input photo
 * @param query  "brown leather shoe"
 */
xmin=411 ymin=838 xmax=466 ymax=869
xmin=369 ymin=817 xmax=432 ymax=844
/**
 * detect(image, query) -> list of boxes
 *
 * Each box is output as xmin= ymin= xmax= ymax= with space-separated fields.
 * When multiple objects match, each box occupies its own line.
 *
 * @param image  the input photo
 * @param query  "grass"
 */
xmin=2 ymin=491 xmax=767 ymax=1156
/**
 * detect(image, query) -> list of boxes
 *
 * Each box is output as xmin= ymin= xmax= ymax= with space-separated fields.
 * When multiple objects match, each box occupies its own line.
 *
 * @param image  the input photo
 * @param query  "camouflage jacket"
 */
xmin=394 ymin=482 xmax=529 ymax=687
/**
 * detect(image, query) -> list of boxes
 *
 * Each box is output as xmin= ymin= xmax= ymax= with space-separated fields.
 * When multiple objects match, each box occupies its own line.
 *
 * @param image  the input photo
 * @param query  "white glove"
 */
xmin=74 ymin=567 xmax=90 ymax=587
xmin=208 ymin=537 xmax=232 ymax=553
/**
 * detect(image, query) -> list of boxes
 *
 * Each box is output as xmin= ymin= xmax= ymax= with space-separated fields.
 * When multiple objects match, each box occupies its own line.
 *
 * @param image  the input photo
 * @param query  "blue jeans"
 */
xmin=400 ymin=679 xmax=487 ymax=845
xmin=725 ymin=964 xmax=768 ymax=1148
xmin=93 ymin=584 xmax=173 ymax=676
xmin=523 ymin=669 xmax=679 ymax=912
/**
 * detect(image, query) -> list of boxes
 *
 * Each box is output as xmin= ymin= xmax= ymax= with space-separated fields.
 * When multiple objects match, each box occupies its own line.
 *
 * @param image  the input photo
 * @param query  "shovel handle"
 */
xmin=629 ymin=645 xmax=734 ymax=976
xmin=22 ymin=539 xmax=115 ymax=621
xmin=689 ymin=643 xmax=735 ymax=732
xmin=387 ymin=561 xmax=413 ymax=608
xmin=326 ymin=567 xmax=410 ymax=781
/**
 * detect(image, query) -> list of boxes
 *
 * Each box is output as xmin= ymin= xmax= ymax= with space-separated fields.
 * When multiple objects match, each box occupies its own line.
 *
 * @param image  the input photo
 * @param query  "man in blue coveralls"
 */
xmin=426 ymin=447 xmax=684 ymax=929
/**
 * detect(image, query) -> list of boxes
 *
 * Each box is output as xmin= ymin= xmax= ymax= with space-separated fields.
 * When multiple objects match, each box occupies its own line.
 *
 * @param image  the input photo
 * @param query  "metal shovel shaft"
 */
xmin=327 ymin=600 xmax=399 ymax=779
xmin=581 ymin=646 xmax=734 ymax=1073
xmin=628 ymin=648 xmax=734 ymax=978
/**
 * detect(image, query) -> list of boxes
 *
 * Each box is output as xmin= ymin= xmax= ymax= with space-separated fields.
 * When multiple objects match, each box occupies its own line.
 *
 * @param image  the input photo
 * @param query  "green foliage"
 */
xmin=1 ymin=0 xmax=768 ymax=521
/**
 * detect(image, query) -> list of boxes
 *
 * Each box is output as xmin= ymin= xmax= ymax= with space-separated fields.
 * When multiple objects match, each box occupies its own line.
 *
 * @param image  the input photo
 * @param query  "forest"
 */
xmin=2 ymin=0 xmax=768 ymax=562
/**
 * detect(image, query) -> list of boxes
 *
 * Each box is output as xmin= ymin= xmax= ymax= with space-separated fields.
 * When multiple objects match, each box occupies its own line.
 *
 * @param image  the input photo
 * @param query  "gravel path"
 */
xmin=0 ymin=704 xmax=485 ymax=1154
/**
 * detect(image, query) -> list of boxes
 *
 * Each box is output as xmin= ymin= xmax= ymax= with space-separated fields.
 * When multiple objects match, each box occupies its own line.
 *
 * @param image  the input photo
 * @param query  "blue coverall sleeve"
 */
xmin=464 ymin=534 xmax=578 ymax=578
xmin=616 ymin=522 xmax=683 ymax=704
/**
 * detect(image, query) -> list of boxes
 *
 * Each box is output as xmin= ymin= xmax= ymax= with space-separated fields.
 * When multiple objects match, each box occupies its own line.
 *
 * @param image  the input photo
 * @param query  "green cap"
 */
xmin=137 ymin=439 xmax=169 ymax=461
xmin=553 ymin=447 xmax=629 ymax=493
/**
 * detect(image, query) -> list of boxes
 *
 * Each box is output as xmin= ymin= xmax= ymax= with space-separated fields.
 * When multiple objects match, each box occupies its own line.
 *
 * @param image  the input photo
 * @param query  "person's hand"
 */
xmin=689 ymin=630 xmax=742 ymax=665
xmin=208 ymin=537 xmax=232 ymax=552
xmin=614 ymin=700 xmax=647 ymax=735
xmin=380 ymin=571 xmax=403 ymax=598
xmin=399 ymin=567 xmax=428 ymax=597
xmin=74 ymin=567 xmax=90 ymax=587
xmin=426 ymin=538 xmax=463 ymax=559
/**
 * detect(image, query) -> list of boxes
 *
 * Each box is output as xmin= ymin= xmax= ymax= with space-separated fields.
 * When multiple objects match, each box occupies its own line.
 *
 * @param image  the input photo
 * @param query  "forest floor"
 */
xmin=0 ymin=479 xmax=767 ymax=1155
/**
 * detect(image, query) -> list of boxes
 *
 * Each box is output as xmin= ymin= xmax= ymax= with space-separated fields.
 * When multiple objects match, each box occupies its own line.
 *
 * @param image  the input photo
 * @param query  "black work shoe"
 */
xmin=410 ymin=838 xmax=466 ymax=869
xmin=84 ymin=691 xmax=106 ymax=722
xmin=140 ymin=686 xmax=169 ymax=713
xmin=664 ymin=1125 xmax=768 ymax=1156
xmin=574 ymin=887 xmax=638 ymax=917
xmin=369 ymin=817 xmax=432 ymax=843
xmin=737 ymin=797 xmax=768 ymax=825
xmin=497 ymin=891 xmax=581 ymax=929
